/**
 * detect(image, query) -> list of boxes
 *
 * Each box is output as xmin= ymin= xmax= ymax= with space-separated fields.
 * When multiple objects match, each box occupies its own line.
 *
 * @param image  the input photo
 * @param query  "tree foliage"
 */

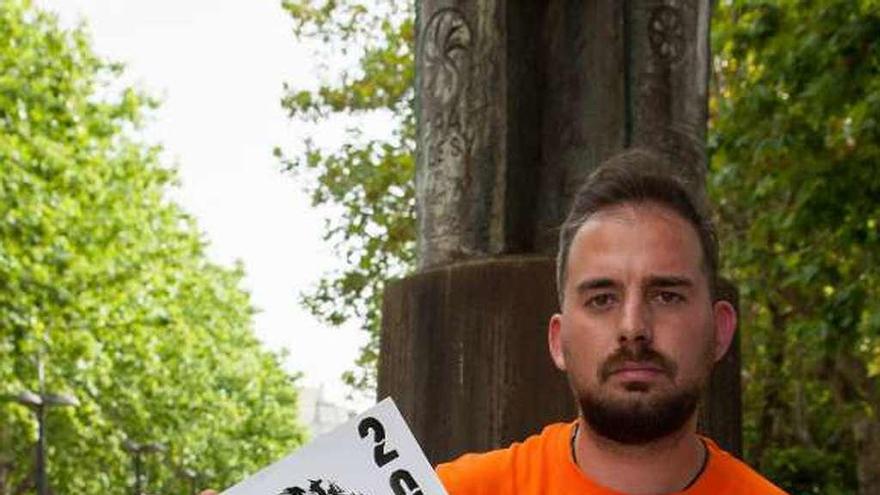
xmin=0 ymin=2 xmax=305 ymax=494
xmin=280 ymin=0 xmax=415 ymax=391
xmin=711 ymin=0 xmax=880 ymax=492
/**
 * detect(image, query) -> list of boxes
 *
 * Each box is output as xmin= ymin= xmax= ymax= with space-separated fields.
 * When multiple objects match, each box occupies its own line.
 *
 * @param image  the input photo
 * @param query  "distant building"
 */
xmin=297 ymin=386 xmax=358 ymax=437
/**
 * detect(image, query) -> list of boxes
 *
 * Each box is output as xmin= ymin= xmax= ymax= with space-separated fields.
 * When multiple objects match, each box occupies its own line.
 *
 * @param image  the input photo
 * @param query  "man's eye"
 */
xmin=586 ymin=294 xmax=616 ymax=309
xmin=654 ymin=291 xmax=685 ymax=304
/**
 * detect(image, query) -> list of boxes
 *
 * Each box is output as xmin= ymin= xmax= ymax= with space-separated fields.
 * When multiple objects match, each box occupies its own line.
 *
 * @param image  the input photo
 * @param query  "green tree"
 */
xmin=279 ymin=0 xmax=415 ymax=391
xmin=711 ymin=1 xmax=879 ymax=492
xmin=0 ymin=2 xmax=305 ymax=494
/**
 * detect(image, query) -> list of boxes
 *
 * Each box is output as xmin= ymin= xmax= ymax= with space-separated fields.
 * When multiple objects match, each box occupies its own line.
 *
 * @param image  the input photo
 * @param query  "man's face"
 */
xmin=548 ymin=202 xmax=735 ymax=444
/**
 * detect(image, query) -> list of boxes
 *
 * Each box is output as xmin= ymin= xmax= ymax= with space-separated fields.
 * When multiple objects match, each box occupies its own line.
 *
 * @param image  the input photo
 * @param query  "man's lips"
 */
xmin=608 ymin=362 xmax=667 ymax=380
xmin=599 ymin=347 xmax=678 ymax=382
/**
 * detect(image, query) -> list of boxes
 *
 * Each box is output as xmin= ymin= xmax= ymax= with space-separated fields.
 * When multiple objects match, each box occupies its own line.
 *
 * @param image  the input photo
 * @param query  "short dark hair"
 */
xmin=556 ymin=149 xmax=718 ymax=304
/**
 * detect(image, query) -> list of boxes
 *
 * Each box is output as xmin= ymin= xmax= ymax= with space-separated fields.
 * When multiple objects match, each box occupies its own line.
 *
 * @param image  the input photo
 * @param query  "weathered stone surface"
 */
xmin=418 ymin=1 xmax=499 ymax=268
xmin=626 ymin=0 xmax=711 ymax=206
xmin=417 ymin=1 xmax=712 ymax=266
xmin=536 ymin=1 xmax=629 ymax=252
xmin=378 ymin=257 xmax=574 ymax=464
xmin=416 ymin=1 xmax=543 ymax=269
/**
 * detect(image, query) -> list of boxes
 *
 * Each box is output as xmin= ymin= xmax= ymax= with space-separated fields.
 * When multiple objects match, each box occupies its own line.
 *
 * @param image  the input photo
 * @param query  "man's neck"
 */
xmin=573 ymin=417 xmax=706 ymax=495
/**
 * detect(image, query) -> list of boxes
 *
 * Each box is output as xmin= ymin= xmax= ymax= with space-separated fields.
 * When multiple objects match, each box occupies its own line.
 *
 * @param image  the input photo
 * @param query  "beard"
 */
xmin=575 ymin=342 xmax=711 ymax=445
xmin=579 ymin=380 xmax=701 ymax=445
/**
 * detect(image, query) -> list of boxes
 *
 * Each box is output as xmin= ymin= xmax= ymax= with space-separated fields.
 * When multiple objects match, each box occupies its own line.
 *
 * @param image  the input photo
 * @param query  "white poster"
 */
xmin=223 ymin=398 xmax=448 ymax=495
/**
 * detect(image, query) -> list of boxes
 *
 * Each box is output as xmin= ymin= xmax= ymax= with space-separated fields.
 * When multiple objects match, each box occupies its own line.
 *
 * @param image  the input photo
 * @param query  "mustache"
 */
xmin=599 ymin=344 xmax=678 ymax=382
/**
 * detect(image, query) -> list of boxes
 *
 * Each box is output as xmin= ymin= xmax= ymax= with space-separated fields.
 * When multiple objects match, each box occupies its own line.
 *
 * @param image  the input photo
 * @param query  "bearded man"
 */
xmin=436 ymin=150 xmax=787 ymax=495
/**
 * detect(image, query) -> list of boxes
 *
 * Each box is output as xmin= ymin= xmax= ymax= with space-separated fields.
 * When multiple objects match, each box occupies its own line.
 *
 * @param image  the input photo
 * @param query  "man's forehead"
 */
xmin=582 ymin=201 xmax=689 ymax=226
xmin=567 ymin=202 xmax=706 ymax=278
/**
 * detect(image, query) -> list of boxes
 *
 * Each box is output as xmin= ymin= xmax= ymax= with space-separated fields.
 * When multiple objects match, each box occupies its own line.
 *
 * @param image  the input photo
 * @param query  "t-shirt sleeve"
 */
xmin=433 ymin=423 xmax=572 ymax=495
xmin=436 ymin=450 xmax=513 ymax=495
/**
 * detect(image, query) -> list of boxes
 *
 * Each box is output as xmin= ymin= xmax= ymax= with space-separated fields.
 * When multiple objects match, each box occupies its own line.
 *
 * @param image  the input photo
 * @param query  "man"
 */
xmin=436 ymin=150 xmax=787 ymax=494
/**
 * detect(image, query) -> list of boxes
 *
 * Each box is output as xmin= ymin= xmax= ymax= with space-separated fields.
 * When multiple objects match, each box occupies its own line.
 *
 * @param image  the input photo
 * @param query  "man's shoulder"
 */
xmin=435 ymin=422 xmax=572 ymax=494
xmin=701 ymin=438 xmax=789 ymax=494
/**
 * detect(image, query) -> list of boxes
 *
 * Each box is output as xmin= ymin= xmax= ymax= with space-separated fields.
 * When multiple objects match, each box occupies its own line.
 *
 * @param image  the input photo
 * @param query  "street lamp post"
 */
xmin=123 ymin=440 xmax=165 ymax=495
xmin=178 ymin=467 xmax=199 ymax=495
xmin=0 ymin=453 xmax=14 ymax=495
xmin=8 ymin=388 xmax=79 ymax=495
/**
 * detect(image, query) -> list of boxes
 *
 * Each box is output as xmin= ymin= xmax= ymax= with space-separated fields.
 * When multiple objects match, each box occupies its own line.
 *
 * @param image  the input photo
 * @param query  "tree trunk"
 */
xmin=834 ymin=353 xmax=880 ymax=495
xmin=855 ymin=417 xmax=880 ymax=495
xmin=751 ymin=300 xmax=788 ymax=467
xmin=0 ymin=460 xmax=8 ymax=495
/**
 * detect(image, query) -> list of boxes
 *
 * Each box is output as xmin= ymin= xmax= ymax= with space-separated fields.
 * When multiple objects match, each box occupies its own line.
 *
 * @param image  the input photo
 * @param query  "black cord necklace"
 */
xmin=569 ymin=423 xmax=709 ymax=491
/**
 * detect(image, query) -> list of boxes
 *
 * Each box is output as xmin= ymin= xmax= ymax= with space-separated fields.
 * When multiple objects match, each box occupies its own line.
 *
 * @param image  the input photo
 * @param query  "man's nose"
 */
xmin=618 ymin=295 xmax=652 ymax=344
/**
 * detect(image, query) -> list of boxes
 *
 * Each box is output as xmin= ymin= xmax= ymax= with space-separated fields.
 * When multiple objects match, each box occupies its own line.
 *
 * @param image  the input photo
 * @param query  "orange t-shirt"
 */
xmin=436 ymin=422 xmax=787 ymax=495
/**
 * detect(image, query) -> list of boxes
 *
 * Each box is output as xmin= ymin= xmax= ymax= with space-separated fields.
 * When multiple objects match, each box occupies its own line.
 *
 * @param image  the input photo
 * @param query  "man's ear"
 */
xmin=712 ymin=300 xmax=737 ymax=361
xmin=548 ymin=314 xmax=567 ymax=371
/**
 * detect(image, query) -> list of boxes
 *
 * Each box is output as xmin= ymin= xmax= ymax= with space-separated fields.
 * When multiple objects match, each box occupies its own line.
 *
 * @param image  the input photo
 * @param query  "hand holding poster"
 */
xmin=222 ymin=398 xmax=447 ymax=495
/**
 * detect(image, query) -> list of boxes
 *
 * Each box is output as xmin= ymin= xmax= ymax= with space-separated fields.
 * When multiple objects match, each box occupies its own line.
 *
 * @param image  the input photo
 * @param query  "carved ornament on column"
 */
xmin=418 ymin=7 xmax=475 ymax=266
xmin=648 ymin=5 xmax=685 ymax=63
xmin=631 ymin=0 xmax=708 ymax=202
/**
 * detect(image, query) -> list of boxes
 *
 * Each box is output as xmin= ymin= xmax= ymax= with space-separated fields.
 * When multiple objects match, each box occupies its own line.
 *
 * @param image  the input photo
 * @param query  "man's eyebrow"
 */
xmin=644 ymin=275 xmax=694 ymax=288
xmin=575 ymin=278 xmax=617 ymax=293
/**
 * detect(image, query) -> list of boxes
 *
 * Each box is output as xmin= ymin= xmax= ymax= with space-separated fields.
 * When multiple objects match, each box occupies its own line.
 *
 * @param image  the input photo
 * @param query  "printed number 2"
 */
xmin=357 ymin=416 xmax=400 ymax=467
xmin=390 ymin=470 xmax=423 ymax=495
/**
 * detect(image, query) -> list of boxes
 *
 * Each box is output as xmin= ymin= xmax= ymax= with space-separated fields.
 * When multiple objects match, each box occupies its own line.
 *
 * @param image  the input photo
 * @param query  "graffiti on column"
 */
xmin=419 ymin=7 xmax=473 ymax=257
